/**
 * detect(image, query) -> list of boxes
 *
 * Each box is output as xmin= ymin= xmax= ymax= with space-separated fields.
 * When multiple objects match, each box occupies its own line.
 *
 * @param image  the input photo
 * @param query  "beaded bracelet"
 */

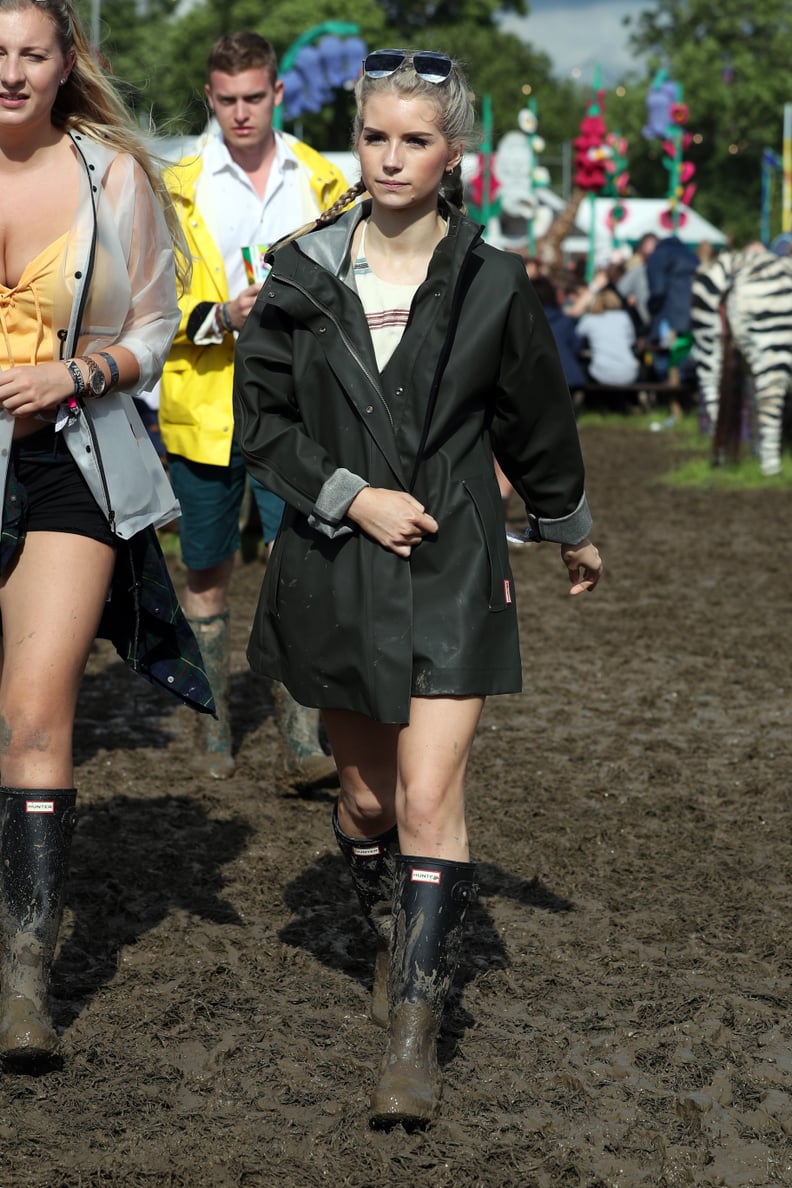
xmin=214 ymin=301 xmax=233 ymax=335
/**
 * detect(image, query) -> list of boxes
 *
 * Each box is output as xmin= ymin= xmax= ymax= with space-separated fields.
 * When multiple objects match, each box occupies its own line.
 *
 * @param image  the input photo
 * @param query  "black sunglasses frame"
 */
xmin=362 ymin=49 xmax=453 ymax=84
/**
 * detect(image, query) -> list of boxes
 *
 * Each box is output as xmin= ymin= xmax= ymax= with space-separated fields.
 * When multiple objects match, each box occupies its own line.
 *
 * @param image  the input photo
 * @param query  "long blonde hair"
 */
xmin=1 ymin=0 xmax=190 ymax=288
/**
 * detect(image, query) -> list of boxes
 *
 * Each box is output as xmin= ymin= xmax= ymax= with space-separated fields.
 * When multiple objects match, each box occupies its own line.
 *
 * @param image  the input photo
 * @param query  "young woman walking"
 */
xmin=0 ymin=0 xmax=211 ymax=1069
xmin=234 ymin=48 xmax=603 ymax=1128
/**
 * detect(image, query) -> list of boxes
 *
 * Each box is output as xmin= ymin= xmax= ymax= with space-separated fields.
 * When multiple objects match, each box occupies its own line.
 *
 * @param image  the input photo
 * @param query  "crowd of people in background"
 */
xmin=518 ymin=231 xmax=706 ymax=426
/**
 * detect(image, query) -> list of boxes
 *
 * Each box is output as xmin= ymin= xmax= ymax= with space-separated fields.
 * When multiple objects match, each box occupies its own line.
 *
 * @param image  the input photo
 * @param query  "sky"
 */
xmin=498 ymin=0 xmax=644 ymax=88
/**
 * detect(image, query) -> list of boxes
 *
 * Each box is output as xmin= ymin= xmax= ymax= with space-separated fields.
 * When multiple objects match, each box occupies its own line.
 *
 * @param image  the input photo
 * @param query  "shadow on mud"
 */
xmin=51 ymin=794 xmax=252 ymax=1029
xmin=73 ymin=662 xmax=274 ymax=764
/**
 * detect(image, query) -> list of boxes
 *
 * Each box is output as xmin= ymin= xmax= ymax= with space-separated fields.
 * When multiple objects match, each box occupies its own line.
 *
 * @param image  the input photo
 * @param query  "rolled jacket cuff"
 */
xmin=308 ymin=467 xmax=369 ymax=539
xmin=193 ymin=306 xmax=226 ymax=346
xmin=528 ymin=491 xmax=592 ymax=545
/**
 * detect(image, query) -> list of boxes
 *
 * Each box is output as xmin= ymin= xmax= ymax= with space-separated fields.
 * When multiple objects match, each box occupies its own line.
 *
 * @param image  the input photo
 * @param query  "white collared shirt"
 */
xmin=196 ymin=131 xmax=311 ymax=298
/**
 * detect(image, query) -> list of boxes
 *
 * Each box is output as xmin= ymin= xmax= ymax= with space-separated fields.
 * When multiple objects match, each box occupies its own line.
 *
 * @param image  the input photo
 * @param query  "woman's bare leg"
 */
xmin=322 ymin=709 xmax=400 ymax=837
xmin=324 ymin=696 xmax=483 ymax=860
xmin=394 ymin=696 xmax=483 ymax=861
xmin=0 ymin=532 xmax=116 ymax=787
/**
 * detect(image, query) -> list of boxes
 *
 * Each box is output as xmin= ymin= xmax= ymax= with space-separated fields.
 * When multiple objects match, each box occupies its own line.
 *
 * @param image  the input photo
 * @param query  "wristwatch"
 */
xmin=78 ymin=353 xmax=118 ymax=397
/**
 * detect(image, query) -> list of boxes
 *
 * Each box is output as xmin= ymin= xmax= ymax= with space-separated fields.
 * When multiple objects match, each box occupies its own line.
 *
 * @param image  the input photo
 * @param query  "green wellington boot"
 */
xmin=273 ymin=682 xmax=338 ymax=793
xmin=0 ymin=786 xmax=77 ymax=1070
xmin=188 ymin=611 xmax=235 ymax=779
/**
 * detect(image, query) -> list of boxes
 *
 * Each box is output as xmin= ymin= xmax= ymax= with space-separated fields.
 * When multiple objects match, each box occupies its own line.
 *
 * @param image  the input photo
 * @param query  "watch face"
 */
xmin=90 ymin=370 xmax=106 ymax=395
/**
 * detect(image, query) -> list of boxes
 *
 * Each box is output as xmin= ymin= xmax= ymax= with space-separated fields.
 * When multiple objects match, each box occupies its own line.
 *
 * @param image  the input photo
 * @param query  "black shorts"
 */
xmin=11 ymin=425 xmax=116 ymax=548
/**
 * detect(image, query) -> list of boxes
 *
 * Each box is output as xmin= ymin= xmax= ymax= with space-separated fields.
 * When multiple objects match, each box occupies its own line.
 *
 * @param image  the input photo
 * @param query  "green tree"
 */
xmin=79 ymin=0 xmax=587 ymax=167
xmin=77 ymin=0 xmax=388 ymax=135
xmin=623 ymin=0 xmax=792 ymax=243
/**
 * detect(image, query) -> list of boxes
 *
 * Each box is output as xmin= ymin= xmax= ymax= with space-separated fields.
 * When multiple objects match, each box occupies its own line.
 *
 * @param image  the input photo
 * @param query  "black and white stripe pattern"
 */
xmin=691 ymin=247 xmax=792 ymax=475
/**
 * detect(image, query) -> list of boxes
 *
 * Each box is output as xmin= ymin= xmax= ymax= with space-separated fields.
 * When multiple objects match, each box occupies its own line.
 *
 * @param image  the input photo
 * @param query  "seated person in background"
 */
xmin=530 ymin=275 xmax=586 ymax=395
xmin=576 ymin=288 xmax=640 ymax=388
xmin=617 ymin=233 xmax=658 ymax=332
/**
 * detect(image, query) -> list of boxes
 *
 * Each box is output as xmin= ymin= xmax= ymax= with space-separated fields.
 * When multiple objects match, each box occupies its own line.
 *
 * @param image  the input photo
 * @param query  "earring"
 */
xmin=60 ymin=77 xmax=67 ymax=85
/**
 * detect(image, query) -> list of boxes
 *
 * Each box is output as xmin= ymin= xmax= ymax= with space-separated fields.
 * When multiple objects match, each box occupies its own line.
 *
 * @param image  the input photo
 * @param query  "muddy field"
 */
xmin=1 ymin=423 xmax=790 ymax=1187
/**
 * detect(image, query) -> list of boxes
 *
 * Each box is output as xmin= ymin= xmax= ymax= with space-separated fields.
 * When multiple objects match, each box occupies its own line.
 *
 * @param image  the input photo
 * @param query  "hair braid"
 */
xmin=317 ymin=180 xmax=367 ymax=225
xmin=271 ymin=180 xmax=367 ymax=252
xmin=440 ymin=164 xmax=465 ymax=212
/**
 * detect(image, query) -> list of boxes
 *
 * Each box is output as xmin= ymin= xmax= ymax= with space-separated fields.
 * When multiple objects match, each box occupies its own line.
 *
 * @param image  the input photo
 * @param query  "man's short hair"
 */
xmin=206 ymin=32 xmax=279 ymax=82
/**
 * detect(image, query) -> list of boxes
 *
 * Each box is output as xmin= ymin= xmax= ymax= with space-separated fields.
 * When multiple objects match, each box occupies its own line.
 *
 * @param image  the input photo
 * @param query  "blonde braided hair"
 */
xmin=271 ymin=180 xmax=368 ymax=252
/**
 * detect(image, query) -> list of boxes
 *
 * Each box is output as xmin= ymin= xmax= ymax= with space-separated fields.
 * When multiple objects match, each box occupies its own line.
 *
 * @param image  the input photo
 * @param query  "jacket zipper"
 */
xmin=275 ymin=275 xmax=395 ymax=429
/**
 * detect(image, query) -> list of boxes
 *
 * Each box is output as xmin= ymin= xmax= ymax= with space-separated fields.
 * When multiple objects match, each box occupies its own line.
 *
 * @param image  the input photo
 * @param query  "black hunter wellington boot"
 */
xmin=369 ymin=854 xmax=477 ymax=1130
xmin=333 ymin=804 xmax=400 ymax=1027
xmin=0 ymin=786 xmax=77 ymax=1069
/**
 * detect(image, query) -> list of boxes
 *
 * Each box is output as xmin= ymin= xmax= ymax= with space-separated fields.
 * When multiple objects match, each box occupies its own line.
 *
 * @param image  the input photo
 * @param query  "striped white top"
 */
xmin=354 ymin=221 xmax=420 ymax=370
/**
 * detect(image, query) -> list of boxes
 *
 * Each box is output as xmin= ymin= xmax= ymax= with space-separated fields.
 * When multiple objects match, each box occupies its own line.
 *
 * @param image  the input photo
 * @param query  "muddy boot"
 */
xmin=188 ymin=612 xmax=235 ymax=780
xmin=273 ymin=683 xmax=337 ymax=793
xmin=0 ymin=786 xmax=76 ymax=1070
xmin=332 ymin=805 xmax=399 ymax=1027
xmin=369 ymin=855 xmax=477 ymax=1130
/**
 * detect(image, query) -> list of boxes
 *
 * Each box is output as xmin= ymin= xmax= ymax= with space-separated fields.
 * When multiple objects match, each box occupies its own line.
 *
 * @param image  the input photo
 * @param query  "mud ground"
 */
xmin=1 ymin=423 xmax=790 ymax=1187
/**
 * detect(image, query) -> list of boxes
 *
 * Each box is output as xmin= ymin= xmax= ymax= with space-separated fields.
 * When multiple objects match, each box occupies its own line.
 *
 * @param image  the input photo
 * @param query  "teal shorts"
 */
xmin=167 ymin=442 xmax=284 ymax=571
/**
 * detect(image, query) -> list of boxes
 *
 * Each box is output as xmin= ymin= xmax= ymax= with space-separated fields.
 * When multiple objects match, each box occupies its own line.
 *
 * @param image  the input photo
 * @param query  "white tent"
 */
xmin=562 ymin=196 xmax=727 ymax=259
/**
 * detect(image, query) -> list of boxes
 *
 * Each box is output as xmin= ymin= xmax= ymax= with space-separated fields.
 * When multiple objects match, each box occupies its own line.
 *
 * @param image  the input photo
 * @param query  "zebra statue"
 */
xmin=690 ymin=244 xmax=792 ymax=475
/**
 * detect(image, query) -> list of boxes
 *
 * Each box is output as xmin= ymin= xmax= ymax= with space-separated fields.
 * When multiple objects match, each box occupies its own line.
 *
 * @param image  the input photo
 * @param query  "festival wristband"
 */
xmin=63 ymin=358 xmax=86 ymax=397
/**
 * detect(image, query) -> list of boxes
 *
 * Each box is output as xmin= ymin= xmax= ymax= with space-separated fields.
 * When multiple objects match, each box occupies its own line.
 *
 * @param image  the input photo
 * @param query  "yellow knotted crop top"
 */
xmin=0 ymin=233 xmax=69 ymax=368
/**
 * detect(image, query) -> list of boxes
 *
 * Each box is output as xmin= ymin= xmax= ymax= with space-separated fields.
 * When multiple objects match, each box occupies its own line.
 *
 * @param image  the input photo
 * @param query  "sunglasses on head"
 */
xmin=362 ymin=49 xmax=453 ymax=85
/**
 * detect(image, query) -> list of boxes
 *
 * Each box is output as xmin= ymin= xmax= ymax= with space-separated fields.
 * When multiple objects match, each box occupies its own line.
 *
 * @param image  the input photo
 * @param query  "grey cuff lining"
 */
xmin=533 ymin=492 xmax=592 ymax=545
xmin=308 ymin=467 xmax=369 ymax=539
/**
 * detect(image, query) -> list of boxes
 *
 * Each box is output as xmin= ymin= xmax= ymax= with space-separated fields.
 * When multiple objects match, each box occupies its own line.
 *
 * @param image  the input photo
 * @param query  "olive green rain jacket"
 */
xmin=233 ymin=202 xmax=592 ymax=723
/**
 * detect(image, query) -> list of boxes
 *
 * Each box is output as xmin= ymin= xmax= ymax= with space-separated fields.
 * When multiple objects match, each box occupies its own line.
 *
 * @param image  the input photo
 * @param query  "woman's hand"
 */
xmin=0 ymin=362 xmax=73 ymax=419
xmin=561 ymin=539 xmax=603 ymax=595
xmin=347 ymin=487 xmax=438 ymax=558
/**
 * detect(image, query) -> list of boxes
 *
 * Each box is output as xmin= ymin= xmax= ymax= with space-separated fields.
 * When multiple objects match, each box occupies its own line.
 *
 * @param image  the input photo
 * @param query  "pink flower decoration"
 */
xmin=659 ymin=209 xmax=688 ymax=230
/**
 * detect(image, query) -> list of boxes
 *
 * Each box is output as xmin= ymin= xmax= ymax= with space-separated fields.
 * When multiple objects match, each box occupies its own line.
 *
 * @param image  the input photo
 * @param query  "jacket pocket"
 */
xmin=262 ymin=514 xmax=287 ymax=616
xmin=462 ymin=476 xmax=512 ymax=612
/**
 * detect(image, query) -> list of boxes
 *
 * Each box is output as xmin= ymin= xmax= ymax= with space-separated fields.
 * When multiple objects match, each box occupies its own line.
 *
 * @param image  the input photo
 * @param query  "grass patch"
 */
xmin=661 ymin=453 xmax=792 ymax=489
xmin=578 ymin=411 xmax=792 ymax=490
xmin=157 ymin=528 xmax=181 ymax=558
